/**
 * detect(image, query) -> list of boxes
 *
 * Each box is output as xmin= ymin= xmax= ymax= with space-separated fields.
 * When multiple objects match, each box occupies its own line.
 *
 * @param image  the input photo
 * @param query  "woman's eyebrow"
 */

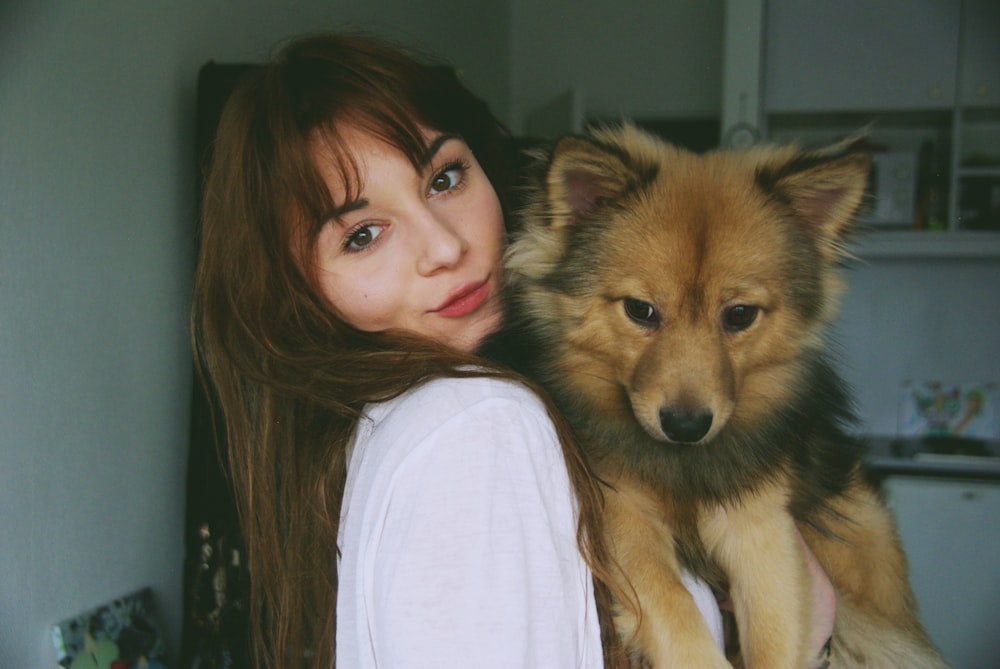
xmin=328 ymin=134 xmax=461 ymax=219
xmin=330 ymin=198 xmax=369 ymax=219
xmin=420 ymin=133 xmax=462 ymax=166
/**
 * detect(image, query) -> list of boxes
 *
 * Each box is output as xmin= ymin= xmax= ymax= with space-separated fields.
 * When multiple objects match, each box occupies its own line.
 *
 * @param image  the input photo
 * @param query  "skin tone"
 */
xmin=802 ymin=534 xmax=836 ymax=662
xmin=310 ymin=125 xmax=505 ymax=352
xmin=309 ymin=124 xmax=836 ymax=663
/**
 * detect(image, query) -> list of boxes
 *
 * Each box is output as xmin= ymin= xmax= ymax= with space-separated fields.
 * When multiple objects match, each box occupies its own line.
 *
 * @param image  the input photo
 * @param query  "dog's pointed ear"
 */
xmin=545 ymin=134 xmax=644 ymax=228
xmin=758 ymin=149 xmax=871 ymax=258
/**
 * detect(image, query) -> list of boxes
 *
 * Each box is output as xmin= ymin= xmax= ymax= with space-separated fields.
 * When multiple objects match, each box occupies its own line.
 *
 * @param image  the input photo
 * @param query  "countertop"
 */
xmin=864 ymin=436 xmax=1000 ymax=481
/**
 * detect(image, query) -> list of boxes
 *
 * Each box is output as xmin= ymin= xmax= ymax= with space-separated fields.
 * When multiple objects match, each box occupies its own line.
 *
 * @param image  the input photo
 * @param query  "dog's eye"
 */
xmin=624 ymin=298 xmax=659 ymax=326
xmin=723 ymin=304 xmax=759 ymax=332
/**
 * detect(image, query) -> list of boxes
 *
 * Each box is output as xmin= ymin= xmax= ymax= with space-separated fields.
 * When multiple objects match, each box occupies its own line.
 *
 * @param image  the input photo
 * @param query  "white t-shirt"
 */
xmin=335 ymin=376 xmax=723 ymax=668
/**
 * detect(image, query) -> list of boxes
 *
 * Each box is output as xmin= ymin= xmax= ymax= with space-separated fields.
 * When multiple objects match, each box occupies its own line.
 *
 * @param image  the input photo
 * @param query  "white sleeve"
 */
xmin=682 ymin=571 xmax=725 ymax=649
xmin=362 ymin=392 xmax=601 ymax=668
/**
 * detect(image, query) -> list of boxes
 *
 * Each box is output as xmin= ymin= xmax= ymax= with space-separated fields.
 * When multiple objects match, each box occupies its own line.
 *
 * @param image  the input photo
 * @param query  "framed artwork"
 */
xmin=898 ymin=381 xmax=999 ymax=440
xmin=50 ymin=587 xmax=166 ymax=669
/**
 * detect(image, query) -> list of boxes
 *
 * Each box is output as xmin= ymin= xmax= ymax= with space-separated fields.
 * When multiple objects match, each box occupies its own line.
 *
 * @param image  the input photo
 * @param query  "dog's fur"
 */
xmin=487 ymin=124 xmax=948 ymax=668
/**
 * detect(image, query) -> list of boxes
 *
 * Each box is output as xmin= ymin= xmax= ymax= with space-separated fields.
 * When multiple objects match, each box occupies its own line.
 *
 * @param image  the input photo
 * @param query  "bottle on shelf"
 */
xmin=915 ymin=139 xmax=949 ymax=231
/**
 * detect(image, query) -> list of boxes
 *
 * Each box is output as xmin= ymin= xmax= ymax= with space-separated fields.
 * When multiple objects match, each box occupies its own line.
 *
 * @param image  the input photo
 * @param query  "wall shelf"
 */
xmin=851 ymin=230 xmax=1000 ymax=260
xmin=959 ymin=166 xmax=1000 ymax=177
xmin=721 ymin=0 xmax=1000 ymax=259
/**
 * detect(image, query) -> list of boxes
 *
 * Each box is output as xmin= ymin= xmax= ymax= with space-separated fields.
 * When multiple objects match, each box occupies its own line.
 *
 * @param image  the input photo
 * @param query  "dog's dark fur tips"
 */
xmin=755 ymin=150 xmax=872 ymax=259
xmin=545 ymin=131 xmax=659 ymax=227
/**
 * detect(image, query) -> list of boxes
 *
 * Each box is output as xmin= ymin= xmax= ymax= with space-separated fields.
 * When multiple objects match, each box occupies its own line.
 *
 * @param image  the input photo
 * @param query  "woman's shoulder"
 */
xmin=354 ymin=375 xmax=554 ymax=470
xmin=370 ymin=375 xmax=544 ymax=424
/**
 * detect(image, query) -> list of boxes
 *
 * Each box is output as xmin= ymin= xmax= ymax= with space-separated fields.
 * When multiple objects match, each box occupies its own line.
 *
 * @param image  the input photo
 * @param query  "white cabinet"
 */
xmin=764 ymin=0 xmax=960 ymax=113
xmin=722 ymin=0 xmax=1000 ymax=257
xmin=882 ymin=476 xmax=1000 ymax=669
xmin=959 ymin=0 xmax=1000 ymax=108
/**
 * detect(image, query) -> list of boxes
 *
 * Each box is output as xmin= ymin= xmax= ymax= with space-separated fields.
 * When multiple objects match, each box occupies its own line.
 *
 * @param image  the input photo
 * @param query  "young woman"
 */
xmin=190 ymin=32 xmax=833 ymax=669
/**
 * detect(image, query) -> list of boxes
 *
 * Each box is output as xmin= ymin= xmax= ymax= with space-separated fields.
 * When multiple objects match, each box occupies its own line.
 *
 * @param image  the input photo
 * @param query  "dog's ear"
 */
xmin=545 ymin=135 xmax=645 ymax=228
xmin=758 ymin=150 xmax=871 ymax=258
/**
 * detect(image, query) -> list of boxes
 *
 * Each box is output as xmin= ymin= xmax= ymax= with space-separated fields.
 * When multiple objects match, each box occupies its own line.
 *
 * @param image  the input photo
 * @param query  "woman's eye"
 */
xmin=429 ymin=164 xmax=464 ymax=195
xmin=723 ymin=304 xmax=759 ymax=331
xmin=344 ymin=223 xmax=383 ymax=251
xmin=624 ymin=298 xmax=659 ymax=326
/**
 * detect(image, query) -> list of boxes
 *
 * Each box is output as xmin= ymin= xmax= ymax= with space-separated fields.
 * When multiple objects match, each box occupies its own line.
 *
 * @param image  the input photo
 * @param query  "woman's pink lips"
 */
xmin=434 ymin=278 xmax=491 ymax=318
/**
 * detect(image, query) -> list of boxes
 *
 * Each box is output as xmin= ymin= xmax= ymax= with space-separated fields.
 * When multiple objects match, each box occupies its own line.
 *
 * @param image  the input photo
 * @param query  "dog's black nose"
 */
xmin=659 ymin=408 xmax=713 ymax=443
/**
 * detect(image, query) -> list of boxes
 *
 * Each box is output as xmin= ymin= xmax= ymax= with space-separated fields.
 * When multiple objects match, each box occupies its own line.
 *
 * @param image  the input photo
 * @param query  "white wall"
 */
xmin=0 ymin=2 xmax=508 ymax=667
xmin=837 ymin=259 xmax=1000 ymax=436
xmin=509 ymin=0 xmax=724 ymax=130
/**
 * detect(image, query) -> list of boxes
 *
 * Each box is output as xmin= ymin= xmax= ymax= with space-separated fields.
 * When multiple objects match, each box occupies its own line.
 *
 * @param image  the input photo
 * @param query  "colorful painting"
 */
xmin=50 ymin=588 xmax=167 ymax=669
xmin=898 ymin=381 xmax=999 ymax=439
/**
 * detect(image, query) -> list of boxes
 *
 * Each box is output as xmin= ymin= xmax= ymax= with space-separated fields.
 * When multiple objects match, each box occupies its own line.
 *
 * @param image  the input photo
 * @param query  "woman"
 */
xmin=190 ymin=33 xmax=832 ymax=669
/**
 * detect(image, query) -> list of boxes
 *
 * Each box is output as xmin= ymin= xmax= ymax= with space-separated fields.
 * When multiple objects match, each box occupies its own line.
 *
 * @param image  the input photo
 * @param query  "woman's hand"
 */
xmin=800 ymin=533 xmax=835 ymax=668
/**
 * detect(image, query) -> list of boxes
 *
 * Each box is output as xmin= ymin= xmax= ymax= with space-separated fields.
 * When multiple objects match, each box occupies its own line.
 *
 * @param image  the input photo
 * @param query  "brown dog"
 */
xmin=491 ymin=124 xmax=949 ymax=668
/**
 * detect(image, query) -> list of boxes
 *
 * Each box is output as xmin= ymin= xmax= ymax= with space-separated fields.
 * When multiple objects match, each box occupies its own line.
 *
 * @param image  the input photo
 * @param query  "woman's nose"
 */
xmin=415 ymin=209 xmax=466 ymax=275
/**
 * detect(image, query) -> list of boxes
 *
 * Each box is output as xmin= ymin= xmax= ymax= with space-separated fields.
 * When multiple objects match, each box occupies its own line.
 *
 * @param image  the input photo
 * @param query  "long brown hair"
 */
xmin=190 ymin=32 xmax=626 ymax=669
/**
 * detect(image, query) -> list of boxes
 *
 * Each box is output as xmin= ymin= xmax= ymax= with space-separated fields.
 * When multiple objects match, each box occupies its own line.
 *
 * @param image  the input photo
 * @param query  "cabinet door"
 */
xmin=764 ymin=0 xmax=960 ymax=112
xmin=883 ymin=476 xmax=1000 ymax=669
xmin=960 ymin=0 xmax=1000 ymax=108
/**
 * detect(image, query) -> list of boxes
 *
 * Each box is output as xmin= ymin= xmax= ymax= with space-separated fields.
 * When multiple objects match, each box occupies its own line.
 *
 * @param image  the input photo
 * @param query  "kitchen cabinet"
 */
xmin=882 ymin=476 xmax=1000 ymax=669
xmin=722 ymin=0 xmax=1000 ymax=258
xmin=763 ymin=0 xmax=960 ymax=113
xmin=959 ymin=0 xmax=1000 ymax=108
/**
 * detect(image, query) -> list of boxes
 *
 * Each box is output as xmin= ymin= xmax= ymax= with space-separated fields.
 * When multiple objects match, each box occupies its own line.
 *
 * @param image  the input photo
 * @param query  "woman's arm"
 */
xmin=802 ymin=535 xmax=835 ymax=669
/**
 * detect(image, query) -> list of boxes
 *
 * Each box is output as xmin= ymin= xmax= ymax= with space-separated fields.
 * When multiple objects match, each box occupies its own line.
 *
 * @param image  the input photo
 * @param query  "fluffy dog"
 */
xmin=490 ymin=124 xmax=948 ymax=668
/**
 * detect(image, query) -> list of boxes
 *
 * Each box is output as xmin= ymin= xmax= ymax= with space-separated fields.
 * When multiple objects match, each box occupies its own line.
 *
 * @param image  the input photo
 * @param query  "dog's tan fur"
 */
xmin=497 ymin=124 xmax=948 ymax=668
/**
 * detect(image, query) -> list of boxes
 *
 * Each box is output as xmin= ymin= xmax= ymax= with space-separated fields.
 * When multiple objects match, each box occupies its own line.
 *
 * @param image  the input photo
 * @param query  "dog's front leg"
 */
xmin=700 ymin=482 xmax=812 ymax=669
xmin=604 ymin=481 xmax=732 ymax=669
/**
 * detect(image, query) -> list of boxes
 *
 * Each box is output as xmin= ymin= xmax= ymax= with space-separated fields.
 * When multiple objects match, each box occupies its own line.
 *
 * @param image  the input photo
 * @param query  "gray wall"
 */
xmin=838 ymin=260 xmax=1000 ymax=436
xmin=510 ymin=0 xmax=724 ymax=126
xmin=0 ymin=2 xmax=509 ymax=667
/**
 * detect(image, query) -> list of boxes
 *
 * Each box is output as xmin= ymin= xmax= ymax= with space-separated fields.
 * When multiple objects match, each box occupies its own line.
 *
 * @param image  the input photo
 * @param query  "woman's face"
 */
xmin=310 ymin=126 xmax=505 ymax=352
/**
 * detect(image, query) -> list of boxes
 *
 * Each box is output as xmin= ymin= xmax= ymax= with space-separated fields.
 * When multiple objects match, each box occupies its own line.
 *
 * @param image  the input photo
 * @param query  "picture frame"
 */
xmin=898 ymin=380 xmax=999 ymax=440
xmin=50 ymin=587 xmax=167 ymax=669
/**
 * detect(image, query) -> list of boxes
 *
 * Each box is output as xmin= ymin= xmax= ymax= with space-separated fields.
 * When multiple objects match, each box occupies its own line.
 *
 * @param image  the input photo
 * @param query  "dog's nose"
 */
xmin=659 ymin=407 xmax=713 ymax=443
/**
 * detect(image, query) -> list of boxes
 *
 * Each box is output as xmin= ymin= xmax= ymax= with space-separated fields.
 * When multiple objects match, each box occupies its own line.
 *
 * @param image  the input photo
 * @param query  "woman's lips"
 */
xmin=434 ymin=278 xmax=491 ymax=318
